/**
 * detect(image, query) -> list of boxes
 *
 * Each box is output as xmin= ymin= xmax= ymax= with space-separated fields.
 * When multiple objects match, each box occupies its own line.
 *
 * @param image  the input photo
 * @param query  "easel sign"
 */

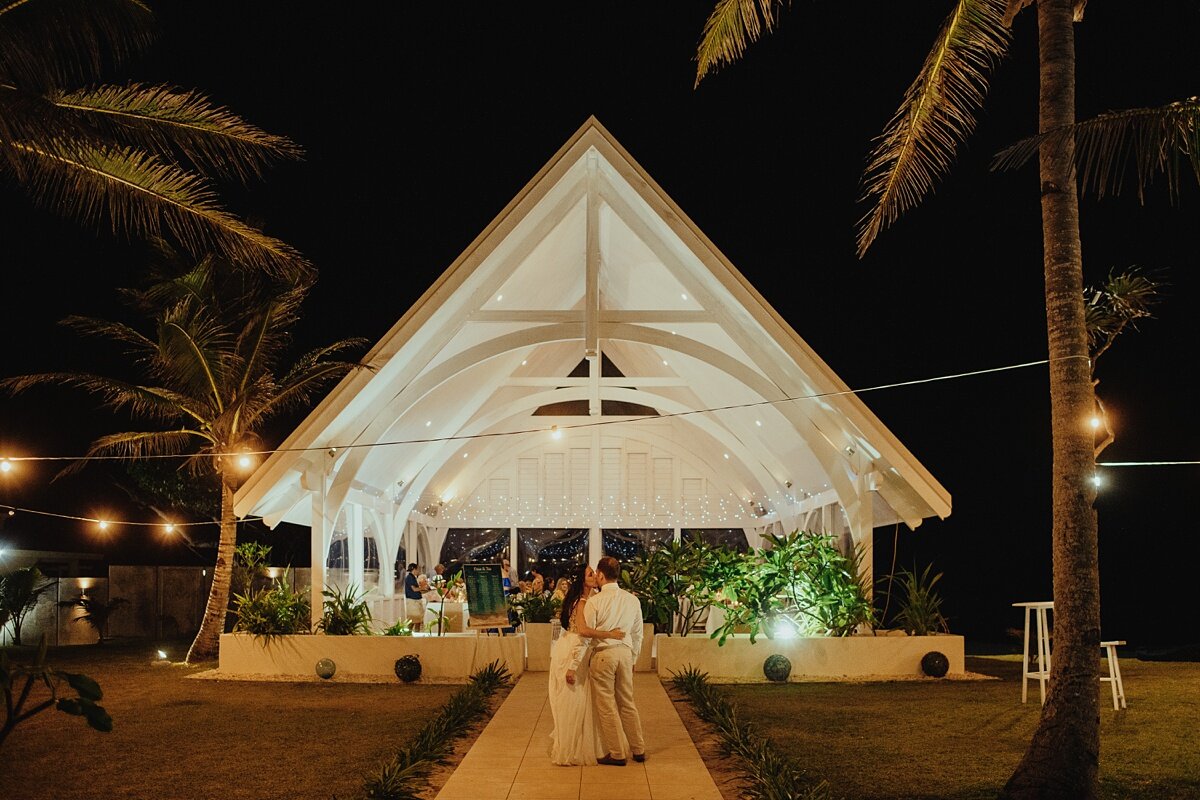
xmin=463 ymin=563 xmax=508 ymax=629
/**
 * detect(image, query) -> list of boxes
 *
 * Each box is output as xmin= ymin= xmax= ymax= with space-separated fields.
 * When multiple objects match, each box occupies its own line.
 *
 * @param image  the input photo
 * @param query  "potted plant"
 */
xmin=508 ymin=591 xmax=560 ymax=670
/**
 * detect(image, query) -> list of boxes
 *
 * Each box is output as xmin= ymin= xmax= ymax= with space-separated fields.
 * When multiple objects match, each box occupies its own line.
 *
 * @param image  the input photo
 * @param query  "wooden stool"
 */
xmin=1012 ymin=601 xmax=1054 ymax=704
xmin=1101 ymin=640 xmax=1127 ymax=710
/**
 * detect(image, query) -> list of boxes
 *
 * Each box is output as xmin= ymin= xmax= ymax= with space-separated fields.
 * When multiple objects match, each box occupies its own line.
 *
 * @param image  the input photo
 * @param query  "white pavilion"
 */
xmin=234 ymin=118 xmax=951 ymax=626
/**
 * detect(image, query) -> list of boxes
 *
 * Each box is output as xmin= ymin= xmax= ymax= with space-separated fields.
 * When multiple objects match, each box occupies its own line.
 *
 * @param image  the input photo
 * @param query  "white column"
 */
xmin=509 ymin=526 xmax=518 ymax=566
xmin=379 ymin=511 xmax=396 ymax=598
xmin=348 ymin=503 xmax=364 ymax=591
xmin=845 ymin=474 xmax=875 ymax=598
xmin=310 ymin=477 xmax=329 ymax=629
xmin=590 ymin=423 xmax=602 ymax=565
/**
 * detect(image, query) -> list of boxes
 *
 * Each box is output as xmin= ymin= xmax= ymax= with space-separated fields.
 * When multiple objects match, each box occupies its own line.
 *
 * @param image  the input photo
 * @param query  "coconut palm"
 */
xmin=0 ymin=0 xmax=306 ymax=276
xmin=695 ymin=1 xmax=1193 ymax=796
xmin=57 ymin=594 xmax=129 ymax=645
xmin=1 ymin=253 xmax=368 ymax=662
xmin=0 ymin=567 xmax=56 ymax=646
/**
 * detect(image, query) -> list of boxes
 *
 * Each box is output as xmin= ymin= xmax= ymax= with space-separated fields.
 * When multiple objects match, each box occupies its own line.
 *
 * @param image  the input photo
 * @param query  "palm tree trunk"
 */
xmin=1002 ymin=1 xmax=1101 ymax=797
xmin=185 ymin=471 xmax=238 ymax=664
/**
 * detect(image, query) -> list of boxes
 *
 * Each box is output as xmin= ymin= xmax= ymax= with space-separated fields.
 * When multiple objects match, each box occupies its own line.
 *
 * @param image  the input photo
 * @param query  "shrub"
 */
xmin=507 ymin=591 xmax=560 ymax=624
xmin=383 ymin=618 xmax=413 ymax=636
xmin=316 ymin=584 xmax=373 ymax=636
xmin=57 ymin=595 xmax=129 ymax=645
xmin=234 ymin=572 xmax=311 ymax=640
xmin=892 ymin=563 xmax=949 ymax=636
xmin=0 ymin=568 xmax=56 ymax=647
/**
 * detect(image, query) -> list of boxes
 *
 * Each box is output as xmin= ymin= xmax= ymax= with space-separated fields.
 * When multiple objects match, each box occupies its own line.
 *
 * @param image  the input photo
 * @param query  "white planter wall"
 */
xmin=218 ymin=632 xmax=526 ymax=681
xmin=654 ymin=633 xmax=965 ymax=682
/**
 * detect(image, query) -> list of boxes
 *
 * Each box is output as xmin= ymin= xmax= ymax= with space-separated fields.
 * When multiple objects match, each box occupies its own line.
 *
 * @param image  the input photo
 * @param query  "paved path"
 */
xmin=435 ymin=672 xmax=723 ymax=800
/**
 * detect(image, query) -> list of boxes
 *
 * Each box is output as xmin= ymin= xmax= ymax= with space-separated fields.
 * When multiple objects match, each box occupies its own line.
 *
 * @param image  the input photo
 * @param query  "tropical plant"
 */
xmin=621 ymin=538 xmax=737 ymax=635
xmin=0 ymin=567 xmax=56 ymax=646
xmin=233 ymin=571 xmax=310 ymax=641
xmin=0 ymin=0 xmax=306 ymax=277
xmin=383 ymin=618 xmax=413 ymax=636
xmin=1 ymin=635 xmax=111 ymax=749
xmin=0 ymin=253 xmax=368 ymax=663
xmin=620 ymin=548 xmax=678 ymax=632
xmin=891 ymin=564 xmax=949 ymax=637
xmin=363 ymin=660 xmax=512 ymax=800
xmin=316 ymin=584 xmax=373 ymax=636
xmin=56 ymin=594 xmax=129 ymax=645
xmin=670 ymin=665 xmax=829 ymax=800
xmin=506 ymin=591 xmax=560 ymax=625
xmin=230 ymin=541 xmax=272 ymax=617
xmin=693 ymin=2 xmax=1196 ymax=793
xmin=711 ymin=531 xmax=874 ymax=644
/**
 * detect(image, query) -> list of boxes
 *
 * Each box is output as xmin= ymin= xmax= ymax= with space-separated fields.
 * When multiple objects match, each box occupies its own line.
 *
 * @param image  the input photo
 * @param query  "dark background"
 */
xmin=1 ymin=2 xmax=1196 ymax=648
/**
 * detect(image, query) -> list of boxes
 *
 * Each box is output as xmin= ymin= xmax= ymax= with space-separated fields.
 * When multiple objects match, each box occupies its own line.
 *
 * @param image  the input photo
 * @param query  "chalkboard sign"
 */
xmin=463 ymin=563 xmax=508 ymax=628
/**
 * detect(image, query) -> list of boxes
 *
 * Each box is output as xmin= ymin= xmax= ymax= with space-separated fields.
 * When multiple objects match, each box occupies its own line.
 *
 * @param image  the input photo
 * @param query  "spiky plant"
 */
xmin=0 ymin=0 xmax=306 ymax=276
xmin=57 ymin=595 xmax=129 ymax=645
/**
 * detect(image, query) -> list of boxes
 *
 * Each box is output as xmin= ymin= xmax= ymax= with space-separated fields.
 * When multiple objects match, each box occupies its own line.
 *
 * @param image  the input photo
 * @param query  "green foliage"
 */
xmin=670 ymin=664 xmax=829 ymax=800
xmin=382 ymin=618 xmax=413 ymax=636
xmin=231 ymin=542 xmax=272 ymax=602
xmin=316 ymin=584 xmax=373 ymax=636
xmin=506 ymin=591 xmax=560 ymax=624
xmin=0 ymin=567 xmax=57 ymax=646
xmin=892 ymin=564 xmax=949 ymax=637
xmin=393 ymin=655 xmax=422 ymax=683
xmin=0 ymin=635 xmax=112 ymax=749
xmin=364 ymin=660 xmax=513 ymax=800
xmin=56 ymin=594 xmax=129 ymax=645
xmin=621 ymin=538 xmax=744 ymax=634
xmin=121 ymin=460 xmax=220 ymax=524
xmin=711 ymin=531 xmax=875 ymax=644
xmin=233 ymin=571 xmax=311 ymax=641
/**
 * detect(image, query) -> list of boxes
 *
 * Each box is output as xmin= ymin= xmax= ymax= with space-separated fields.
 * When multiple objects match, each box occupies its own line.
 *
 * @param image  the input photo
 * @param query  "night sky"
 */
xmin=0 ymin=3 xmax=1196 ymax=647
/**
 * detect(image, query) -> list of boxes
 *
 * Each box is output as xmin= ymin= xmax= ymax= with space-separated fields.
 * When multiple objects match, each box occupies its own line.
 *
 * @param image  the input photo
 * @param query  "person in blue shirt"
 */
xmin=403 ymin=563 xmax=422 ymax=600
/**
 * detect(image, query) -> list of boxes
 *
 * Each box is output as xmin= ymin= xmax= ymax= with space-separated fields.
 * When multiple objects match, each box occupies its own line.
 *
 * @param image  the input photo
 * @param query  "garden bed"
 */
xmin=654 ymin=631 xmax=965 ymax=682
xmin=217 ymin=631 xmax=526 ymax=681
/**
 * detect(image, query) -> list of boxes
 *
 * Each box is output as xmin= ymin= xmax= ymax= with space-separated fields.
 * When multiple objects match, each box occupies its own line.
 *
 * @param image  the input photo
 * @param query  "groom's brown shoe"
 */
xmin=597 ymin=755 xmax=626 ymax=766
xmin=632 ymin=752 xmax=646 ymax=763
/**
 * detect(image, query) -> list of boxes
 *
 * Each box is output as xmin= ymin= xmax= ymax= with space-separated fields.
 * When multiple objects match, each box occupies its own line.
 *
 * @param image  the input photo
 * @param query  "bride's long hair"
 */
xmin=558 ymin=562 xmax=590 ymax=631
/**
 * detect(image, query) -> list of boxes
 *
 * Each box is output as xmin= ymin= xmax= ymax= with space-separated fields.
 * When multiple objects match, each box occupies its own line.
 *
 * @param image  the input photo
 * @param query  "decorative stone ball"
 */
xmin=921 ymin=651 xmax=950 ymax=678
xmin=394 ymin=654 xmax=422 ymax=683
xmin=763 ymin=653 xmax=792 ymax=682
xmin=315 ymin=658 xmax=336 ymax=680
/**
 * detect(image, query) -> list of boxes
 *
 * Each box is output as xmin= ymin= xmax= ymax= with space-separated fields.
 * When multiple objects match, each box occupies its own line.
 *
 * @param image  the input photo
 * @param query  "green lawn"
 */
xmin=3 ymin=640 xmax=459 ymax=800
xmin=723 ymin=655 xmax=1200 ymax=800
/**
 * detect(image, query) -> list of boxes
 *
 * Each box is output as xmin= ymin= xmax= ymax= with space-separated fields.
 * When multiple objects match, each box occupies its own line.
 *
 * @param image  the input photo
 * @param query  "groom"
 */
xmin=568 ymin=555 xmax=646 ymax=766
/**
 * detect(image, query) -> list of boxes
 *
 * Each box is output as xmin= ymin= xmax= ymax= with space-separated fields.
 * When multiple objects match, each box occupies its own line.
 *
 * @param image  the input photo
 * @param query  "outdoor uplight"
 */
xmin=1092 ymin=474 xmax=1103 ymax=488
xmin=157 ymin=650 xmax=168 ymax=660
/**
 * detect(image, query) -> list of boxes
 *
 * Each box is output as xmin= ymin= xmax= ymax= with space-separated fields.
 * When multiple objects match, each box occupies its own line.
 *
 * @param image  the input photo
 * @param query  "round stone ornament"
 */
xmin=763 ymin=653 xmax=792 ymax=682
xmin=315 ymin=658 xmax=336 ymax=680
xmin=921 ymin=651 xmax=950 ymax=678
xmin=394 ymin=654 xmax=422 ymax=683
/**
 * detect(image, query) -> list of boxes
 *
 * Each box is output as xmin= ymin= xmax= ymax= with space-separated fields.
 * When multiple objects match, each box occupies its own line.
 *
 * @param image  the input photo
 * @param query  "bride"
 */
xmin=547 ymin=563 xmax=627 ymax=765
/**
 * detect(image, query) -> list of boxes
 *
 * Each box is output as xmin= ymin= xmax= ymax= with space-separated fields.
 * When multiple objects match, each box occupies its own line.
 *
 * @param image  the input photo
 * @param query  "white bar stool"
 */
xmin=1012 ymin=601 xmax=1054 ymax=704
xmin=1101 ymin=640 xmax=1127 ymax=710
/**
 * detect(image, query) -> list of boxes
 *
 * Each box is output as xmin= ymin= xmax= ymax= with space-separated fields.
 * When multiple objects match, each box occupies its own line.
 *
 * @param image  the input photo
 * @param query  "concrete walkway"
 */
xmin=435 ymin=672 xmax=723 ymax=800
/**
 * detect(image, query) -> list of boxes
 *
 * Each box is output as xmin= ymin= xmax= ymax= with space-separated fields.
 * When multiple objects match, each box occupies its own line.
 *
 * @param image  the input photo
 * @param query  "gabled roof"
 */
xmin=235 ymin=117 xmax=950 ymax=531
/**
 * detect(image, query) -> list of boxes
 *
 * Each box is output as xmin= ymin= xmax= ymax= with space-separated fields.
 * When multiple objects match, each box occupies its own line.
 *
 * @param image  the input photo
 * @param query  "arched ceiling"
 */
xmin=235 ymin=118 xmax=950 ymax=532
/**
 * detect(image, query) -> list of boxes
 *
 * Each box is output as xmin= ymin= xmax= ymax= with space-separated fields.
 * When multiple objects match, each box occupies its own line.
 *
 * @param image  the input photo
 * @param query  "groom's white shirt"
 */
xmin=568 ymin=582 xmax=643 ymax=670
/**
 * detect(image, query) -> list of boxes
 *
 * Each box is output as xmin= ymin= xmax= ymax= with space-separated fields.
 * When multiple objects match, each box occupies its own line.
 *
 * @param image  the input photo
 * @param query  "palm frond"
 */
xmin=992 ymin=98 xmax=1200 ymax=202
xmin=0 ymin=371 xmax=209 ymax=424
xmin=1085 ymin=266 xmax=1164 ymax=362
xmin=695 ymin=0 xmax=784 ymax=87
xmin=86 ymin=429 xmax=209 ymax=460
xmin=857 ymin=0 xmax=1011 ymax=257
xmin=50 ymin=83 xmax=303 ymax=180
xmin=60 ymin=314 xmax=157 ymax=354
xmin=156 ymin=318 xmax=230 ymax=410
xmin=3 ymin=140 xmax=310 ymax=277
xmin=245 ymin=353 xmax=369 ymax=428
xmin=0 ymin=0 xmax=153 ymax=90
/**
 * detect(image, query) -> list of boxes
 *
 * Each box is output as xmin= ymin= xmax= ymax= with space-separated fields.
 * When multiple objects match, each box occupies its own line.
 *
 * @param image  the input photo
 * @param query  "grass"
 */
xmin=2 ymin=639 xmax=458 ymax=800
xmin=722 ymin=654 xmax=1200 ymax=800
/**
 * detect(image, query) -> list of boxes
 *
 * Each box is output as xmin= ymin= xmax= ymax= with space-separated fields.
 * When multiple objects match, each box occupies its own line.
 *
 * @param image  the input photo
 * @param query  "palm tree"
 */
xmin=695 ymin=1 xmax=1194 ymax=796
xmin=57 ymin=594 xmax=129 ymax=645
xmin=1 ymin=254 xmax=367 ymax=662
xmin=0 ymin=567 xmax=56 ymax=646
xmin=0 ymin=0 xmax=306 ymax=276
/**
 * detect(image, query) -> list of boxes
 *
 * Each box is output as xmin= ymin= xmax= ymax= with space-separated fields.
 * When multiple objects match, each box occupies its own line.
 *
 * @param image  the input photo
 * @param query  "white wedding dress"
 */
xmin=547 ymin=602 xmax=628 ymax=765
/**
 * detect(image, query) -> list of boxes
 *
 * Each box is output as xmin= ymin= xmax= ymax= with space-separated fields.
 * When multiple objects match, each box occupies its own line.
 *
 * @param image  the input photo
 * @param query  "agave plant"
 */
xmin=891 ymin=564 xmax=949 ymax=637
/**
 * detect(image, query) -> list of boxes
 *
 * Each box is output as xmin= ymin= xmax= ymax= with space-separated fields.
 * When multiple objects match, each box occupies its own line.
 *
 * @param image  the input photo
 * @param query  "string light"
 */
xmin=0 ymin=459 xmax=12 ymax=473
xmin=0 ymin=504 xmax=262 ymax=529
xmin=0 ymin=355 xmax=1083 ymax=465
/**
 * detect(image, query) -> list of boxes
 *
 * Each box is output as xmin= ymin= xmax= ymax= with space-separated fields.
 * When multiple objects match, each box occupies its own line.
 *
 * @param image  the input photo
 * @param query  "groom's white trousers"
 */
xmin=590 ymin=646 xmax=645 ymax=758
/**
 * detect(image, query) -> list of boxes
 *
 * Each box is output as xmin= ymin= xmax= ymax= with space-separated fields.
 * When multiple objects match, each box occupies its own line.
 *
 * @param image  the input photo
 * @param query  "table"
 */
xmin=1012 ymin=601 xmax=1054 ymax=704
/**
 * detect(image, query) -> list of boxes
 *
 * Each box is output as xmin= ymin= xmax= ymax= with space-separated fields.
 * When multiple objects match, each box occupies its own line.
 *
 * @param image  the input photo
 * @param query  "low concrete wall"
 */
xmin=655 ymin=633 xmax=965 ymax=682
xmin=2 ymin=577 xmax=109 ymax=647
xmin=526 ymin=623 xmax=656 ymax=673
xmin=218 ymin=632 xmax=526 ymax=682
xmin=108 ymin=566 xmax=211 ymax=639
